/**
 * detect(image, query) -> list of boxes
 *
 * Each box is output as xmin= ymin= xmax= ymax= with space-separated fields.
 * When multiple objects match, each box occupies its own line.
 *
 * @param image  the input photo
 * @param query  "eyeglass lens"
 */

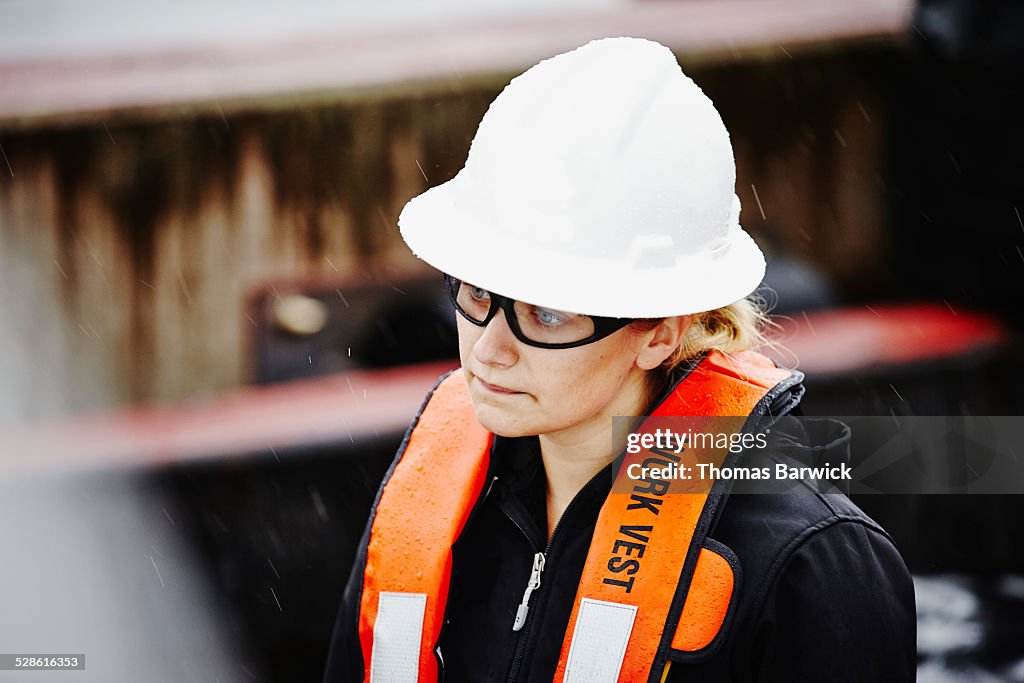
xmin=448 ymin=278 xmax=596 ymax=345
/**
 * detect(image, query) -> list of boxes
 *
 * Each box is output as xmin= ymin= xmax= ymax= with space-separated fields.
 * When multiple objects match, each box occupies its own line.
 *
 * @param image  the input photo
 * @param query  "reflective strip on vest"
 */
xmin=358 ymin=372 xmax=493 ymax=683
xmin=370 ymin=592 xmax=427 ymax=682
xmin=562 ymin=598 xmax=638 ymax=683
xmin=357 ymin=351 xmax=797 ymax=682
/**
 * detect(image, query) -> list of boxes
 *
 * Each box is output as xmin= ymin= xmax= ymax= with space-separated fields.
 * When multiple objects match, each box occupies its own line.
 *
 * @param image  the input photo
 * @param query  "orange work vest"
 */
xmin=356 ymin=350 xmax=800 ymax=682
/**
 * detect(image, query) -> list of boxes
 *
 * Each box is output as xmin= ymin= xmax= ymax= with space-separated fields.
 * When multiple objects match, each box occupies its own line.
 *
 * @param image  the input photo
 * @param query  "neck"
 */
xmin=538 ymin=428 xmax=615 ymax=516
xmin=538 ymin=369 xmax=654 ymax=531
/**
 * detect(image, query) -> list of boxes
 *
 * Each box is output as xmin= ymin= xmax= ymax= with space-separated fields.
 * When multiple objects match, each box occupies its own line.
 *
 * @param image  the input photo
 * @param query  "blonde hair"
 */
xmin=629 ymin=295 xmax=772 ymax=411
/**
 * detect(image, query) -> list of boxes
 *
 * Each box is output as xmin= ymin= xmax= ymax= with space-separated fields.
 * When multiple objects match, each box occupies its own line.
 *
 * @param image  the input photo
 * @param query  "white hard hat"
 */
xmin=399 ymin=36 xmax=765 ymax=318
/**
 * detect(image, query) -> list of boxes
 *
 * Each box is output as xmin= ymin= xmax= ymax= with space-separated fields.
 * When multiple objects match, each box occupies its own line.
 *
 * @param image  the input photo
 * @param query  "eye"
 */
xmin=468 ymin=285 xmax=490 ymax=302
xmin=533 ymin=307 xmax=569 ymax=327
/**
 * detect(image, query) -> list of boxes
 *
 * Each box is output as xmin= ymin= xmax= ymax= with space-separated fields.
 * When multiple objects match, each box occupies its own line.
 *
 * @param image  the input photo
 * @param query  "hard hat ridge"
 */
xmin=398 ymin=37 xmax=766 ymax=318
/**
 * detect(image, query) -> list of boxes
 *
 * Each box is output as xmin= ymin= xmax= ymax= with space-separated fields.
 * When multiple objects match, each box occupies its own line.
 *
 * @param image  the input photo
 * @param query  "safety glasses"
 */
xmin=443 ymin=274 xmax=634 ymax=349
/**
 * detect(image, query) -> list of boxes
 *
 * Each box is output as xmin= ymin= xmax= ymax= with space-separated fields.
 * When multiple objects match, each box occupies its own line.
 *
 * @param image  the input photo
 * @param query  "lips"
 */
xmin=475 ymin=376 xmax=523 ymax=395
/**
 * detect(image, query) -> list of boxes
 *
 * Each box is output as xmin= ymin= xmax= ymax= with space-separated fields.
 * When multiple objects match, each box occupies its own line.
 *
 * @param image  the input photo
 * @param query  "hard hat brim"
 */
xmin=399 ymin=178 xmax=766 ymax=319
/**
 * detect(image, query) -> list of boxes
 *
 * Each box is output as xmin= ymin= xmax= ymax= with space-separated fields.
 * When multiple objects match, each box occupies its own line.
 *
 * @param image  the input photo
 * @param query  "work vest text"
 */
xmin=603 ymin=447 xmax=682 ymax=592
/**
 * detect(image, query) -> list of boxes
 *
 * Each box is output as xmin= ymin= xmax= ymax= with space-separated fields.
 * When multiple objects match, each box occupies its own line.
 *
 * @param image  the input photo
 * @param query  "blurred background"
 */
xmin=1 ymin=0 xmax=1023 ymax=680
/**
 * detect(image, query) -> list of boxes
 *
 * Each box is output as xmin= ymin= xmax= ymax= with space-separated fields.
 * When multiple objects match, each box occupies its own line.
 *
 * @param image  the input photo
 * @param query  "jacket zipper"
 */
xmin=504 ymin=466 xmax=608 ymax=683
xmin=512 ymin=552 xmax=545 ymax=631
xmin=504 ymin=513 xmax=559 ymax=683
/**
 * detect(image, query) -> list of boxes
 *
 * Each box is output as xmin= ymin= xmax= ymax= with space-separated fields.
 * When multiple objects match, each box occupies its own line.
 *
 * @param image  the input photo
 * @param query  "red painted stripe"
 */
xmin=0 ymin=361 xmax=457 ymax=475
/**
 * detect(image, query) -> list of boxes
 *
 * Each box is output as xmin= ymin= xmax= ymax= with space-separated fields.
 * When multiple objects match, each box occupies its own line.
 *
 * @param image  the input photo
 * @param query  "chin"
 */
xmin=471 ymin=403 xmax=536 ymax=438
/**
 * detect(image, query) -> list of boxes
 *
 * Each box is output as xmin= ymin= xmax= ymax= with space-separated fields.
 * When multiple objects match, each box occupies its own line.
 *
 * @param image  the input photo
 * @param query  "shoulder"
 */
xmin=689 ymin=415 xmax=917 ymax=679
xmin=713 ymin=488 xmax=908 ymax=612
xmin=715 ymin=414 xmax=913 ymax=615
xmin=708 ymin=491 xmax=916 ymax=680
xmin=699 ymin=465 xmax=917 ymax=680
xmin=712 ymin=415 xmax=898 ymax=592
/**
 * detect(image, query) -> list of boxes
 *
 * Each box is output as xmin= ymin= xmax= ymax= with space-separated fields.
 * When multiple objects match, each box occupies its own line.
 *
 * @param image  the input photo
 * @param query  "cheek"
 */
xmin=533 ymin=346 xmax=634 ymax=417
xmin=455 ymin=316 xmax=479 ymax=361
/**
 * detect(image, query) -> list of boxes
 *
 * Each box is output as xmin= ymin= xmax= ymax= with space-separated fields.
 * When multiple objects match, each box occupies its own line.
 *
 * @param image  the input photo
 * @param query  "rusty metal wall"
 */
xmin=0 ymin=92 xmax=496 ymax=422
xmin=0 ymin=49 xmax=894 ymax=423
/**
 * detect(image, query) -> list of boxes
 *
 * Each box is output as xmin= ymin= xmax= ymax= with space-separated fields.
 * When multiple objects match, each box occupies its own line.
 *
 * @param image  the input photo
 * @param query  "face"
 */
xmin=457 ymin=306 xmax=658 ymax=443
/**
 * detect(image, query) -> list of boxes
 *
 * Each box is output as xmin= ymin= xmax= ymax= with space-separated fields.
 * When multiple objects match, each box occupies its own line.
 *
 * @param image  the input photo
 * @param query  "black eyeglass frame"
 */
xmin=443 ymin=274 xmax=634 ymax=349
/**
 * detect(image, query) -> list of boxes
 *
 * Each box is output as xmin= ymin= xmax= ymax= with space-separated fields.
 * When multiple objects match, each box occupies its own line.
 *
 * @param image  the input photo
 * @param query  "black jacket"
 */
xmin=323 ymin=383 xmax=917 ymax=682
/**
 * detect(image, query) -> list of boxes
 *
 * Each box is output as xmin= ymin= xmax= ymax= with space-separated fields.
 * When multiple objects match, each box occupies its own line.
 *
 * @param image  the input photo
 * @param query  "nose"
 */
xmin=472 ymin=307 xmax=520 ymax=368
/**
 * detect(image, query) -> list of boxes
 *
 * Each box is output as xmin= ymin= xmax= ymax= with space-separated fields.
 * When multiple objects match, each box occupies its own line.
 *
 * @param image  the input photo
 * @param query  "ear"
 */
xmin=635 ymin=315 xmax=693 ymax=371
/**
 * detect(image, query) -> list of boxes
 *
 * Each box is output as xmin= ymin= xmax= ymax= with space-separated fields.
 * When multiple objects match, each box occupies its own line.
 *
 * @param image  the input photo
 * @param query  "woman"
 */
xmin=324 ymin=37 xmax=915 ymax=682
